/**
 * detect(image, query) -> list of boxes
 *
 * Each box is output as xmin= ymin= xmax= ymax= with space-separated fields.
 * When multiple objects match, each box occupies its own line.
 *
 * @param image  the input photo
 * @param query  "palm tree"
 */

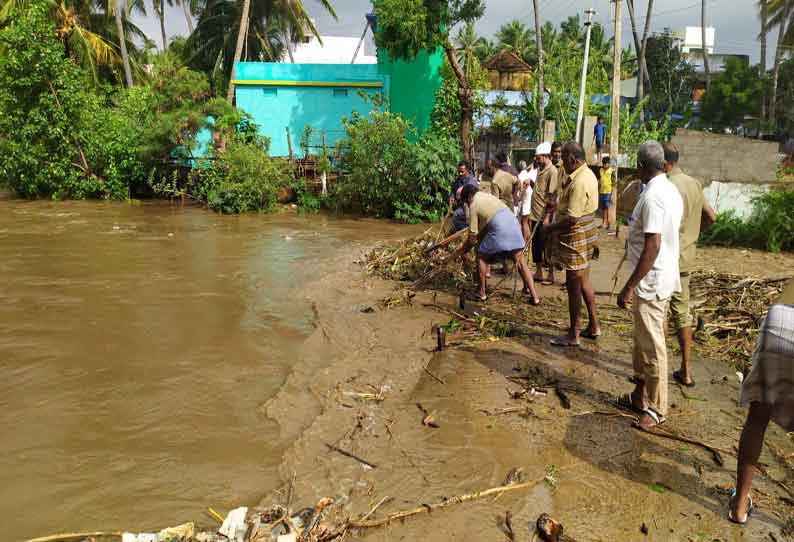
xmin=180 ymin=0 xmax=194 ymax=32
xmin=225 ymin=0 xmax=337 ymax=103
xmin=152 ymin=0 xmax=170 ymax=50
xmin=453 ymin=22 xmax=479 ymax=78
xmin=104 ymin=0 xmax=145 ymax=88
xmin=702 ymin=0 xmax=710 ymax=90
xmin=626 ymin=0 xmax=654 ymax=120
xmin=759 ymin=0 xmax=769 ymax=120
xmin=495 ymin=19 xmax=534 ymax=64
xmin=1 ymin=0 xmax=123 ymax=80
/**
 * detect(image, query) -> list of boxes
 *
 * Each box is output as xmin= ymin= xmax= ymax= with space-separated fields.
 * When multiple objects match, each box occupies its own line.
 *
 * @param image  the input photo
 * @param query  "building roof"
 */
xmin=484 ymin=50 xmax=532 ymax=73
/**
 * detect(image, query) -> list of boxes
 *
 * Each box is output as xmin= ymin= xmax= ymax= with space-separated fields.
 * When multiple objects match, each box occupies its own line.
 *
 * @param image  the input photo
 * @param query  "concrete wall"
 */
xmin=234 ymin=63 xmax=389 ymax=157
xmin=671 ymin=129 xmax=780 ymax=183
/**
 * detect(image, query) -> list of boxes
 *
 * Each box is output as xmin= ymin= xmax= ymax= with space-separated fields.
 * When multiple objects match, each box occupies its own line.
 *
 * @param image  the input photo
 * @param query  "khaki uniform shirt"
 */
xmin=668 ymin=166 xmax=705 ymax=273
xmin=558 ymin=163 xmax=599 ymax=219
xmin=467 ymin=191 xmax=507 ymax=235
xmin=490 ymin=169 xmax=519 ymax=212
xmin=528 ymin=163 xmax=559 ymax=222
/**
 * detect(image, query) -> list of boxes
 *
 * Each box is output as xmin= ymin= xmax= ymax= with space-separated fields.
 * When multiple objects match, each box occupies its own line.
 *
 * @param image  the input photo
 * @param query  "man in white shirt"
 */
xmin=617 ymin=140 xmax=683 ymax=429
xmin=517 ymin=157 xmax=538 ymax=238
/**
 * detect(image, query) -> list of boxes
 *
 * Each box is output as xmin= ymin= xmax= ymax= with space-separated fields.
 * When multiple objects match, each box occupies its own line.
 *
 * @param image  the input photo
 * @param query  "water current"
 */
xmin=0 ymin=200 xmax=410 ymax=541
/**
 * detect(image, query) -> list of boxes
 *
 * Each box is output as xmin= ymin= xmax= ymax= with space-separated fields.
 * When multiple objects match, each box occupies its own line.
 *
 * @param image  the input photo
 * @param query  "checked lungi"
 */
xmin=740 ymin=303 xmax=794 ymax=432
xmin=551 ymin=214 xmax=599 ymax=272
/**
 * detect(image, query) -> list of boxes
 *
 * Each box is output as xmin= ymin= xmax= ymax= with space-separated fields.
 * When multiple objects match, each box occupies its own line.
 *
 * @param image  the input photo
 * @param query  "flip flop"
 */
xmin=728 ymin=489 xmax=753 ymax=525
xmin=466 ymin=292 xmax=488 ymax=302
xmin=580 ymin=330 xmax=601 ymax=341
xmin=550 ymin=336 xmax=580 ymax=348
xmin=541 ymin=280 xmax=554 ymax=286
xmin=614 ymin=393 xmax=644 ymax=414
xmin=633 ymin=408 xmax=666 ymax=429
xmin=673 ymin=369 xmax=696 ymax=388
xmin=529 ymin=298 xmax=541 ymax=306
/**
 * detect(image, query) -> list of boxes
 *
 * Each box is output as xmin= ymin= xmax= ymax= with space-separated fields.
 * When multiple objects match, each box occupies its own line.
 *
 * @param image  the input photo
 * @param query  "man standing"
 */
xmin=545 ymin=142 xmax=601 ymax=347
xmin=517 ymin=159 xmax=537 ymax=228
xmin=617 ymin=141 xmax=683 ymax=429
xmin=593 ymin=116 xmax=606 ymax=161
xmin=598 ymin=156 xmax=615 ymax=232
xmin=450 ymin=161 xmax=478 ymax=233
xmin=528 ymin=142 xmax=558 ymax=284
xmin=491 ymin=152 xmax=520 ymax=214
xmin=662 ymin=143 xmax=716 ymax=387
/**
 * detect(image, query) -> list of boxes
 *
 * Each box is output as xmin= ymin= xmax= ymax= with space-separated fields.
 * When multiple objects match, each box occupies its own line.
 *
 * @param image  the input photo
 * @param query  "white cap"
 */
xmin=535 ymin=142 xmax=552 ymax=155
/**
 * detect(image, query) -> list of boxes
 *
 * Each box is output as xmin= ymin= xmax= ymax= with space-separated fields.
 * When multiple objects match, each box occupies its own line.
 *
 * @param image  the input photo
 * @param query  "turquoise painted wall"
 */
xmin=234 ymin=62 xmax=389 ymax=157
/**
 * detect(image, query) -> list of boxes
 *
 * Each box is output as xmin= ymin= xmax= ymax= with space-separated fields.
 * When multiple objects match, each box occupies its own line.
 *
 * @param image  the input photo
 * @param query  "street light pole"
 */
xmin=575 ymin=8 xmax=597 ymax=144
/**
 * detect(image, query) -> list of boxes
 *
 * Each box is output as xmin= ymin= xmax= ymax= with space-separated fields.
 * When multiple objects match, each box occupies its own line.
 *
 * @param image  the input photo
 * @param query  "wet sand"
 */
xmin=260 ymin=232 xmax=794 ymax=542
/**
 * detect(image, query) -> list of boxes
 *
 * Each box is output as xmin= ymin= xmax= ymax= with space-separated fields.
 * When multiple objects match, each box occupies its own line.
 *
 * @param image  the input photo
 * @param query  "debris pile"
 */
xmin=364 ymin=229 xmax=471 ymax=290
xmin=691 ymin=271 xmax=791 ymax=370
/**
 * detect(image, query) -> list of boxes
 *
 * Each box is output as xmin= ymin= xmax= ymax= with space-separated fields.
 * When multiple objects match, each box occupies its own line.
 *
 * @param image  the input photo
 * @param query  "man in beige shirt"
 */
xmin=662 ymin=143 xmax=716 ymax=387
xmin=528 ymin=143 xmax=559 ymax=284
xmin=491 ymin=167 xmax=519 ymax=213
xmin=544 ymin=142 xmax=601 ymax=347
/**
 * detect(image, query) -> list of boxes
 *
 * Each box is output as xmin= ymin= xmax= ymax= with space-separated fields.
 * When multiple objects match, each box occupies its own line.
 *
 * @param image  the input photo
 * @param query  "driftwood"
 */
xmin=324 ymin=443 xmax=378 ymax=469
xmin=638 ymin=426 xmax=730 ymax=466
xmin=345 ymin=476 xmax=546 ymax=529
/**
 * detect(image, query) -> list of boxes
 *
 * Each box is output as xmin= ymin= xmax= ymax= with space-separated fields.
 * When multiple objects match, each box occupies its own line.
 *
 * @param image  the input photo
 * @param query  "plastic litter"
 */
xmin=218 ymin=506 xmax=248 ymax=542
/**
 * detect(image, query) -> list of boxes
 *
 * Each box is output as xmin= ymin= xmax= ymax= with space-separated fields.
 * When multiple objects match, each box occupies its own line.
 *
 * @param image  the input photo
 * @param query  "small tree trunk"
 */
xmin=182 ymin=0 xmax=194 ymax=33
xmin=114 ymin=0 xmax=133 ymax=88
xmin=443 ymin=41 xmax=474 ymax=164
xmin=226 ymin=0 xmax=252 ymax=103
xmin=701 ymin=0 xmax=710 ymax=91
xmin=532 ymin=0 xmax=544 ymax=138
xmin=760 ymin=1 xmax=768 ymax=121
xmin=158 ymin=1 xmax=168 ymax=51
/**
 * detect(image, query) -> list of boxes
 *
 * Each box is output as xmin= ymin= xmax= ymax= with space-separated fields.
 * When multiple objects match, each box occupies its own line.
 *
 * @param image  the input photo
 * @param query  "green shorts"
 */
xmin=670 ymin=273 xmax=693 ymax=331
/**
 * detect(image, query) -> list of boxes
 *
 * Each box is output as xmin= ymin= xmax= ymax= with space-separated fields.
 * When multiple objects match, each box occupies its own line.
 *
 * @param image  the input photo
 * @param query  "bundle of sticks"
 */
xmin=691 ymin=271 xmax=791 ymax=370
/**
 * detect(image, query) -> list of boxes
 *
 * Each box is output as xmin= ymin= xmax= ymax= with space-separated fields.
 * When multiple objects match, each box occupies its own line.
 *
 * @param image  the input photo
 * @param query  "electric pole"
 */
xmin=702 ymin=0 xmax=711 ymax=90
xmin=533 ymin=0 xmax=545 ymax=139
xmin=609 ymin=0 xmax=622 ymax=228
xmin=575 ymin=8 xmax=597 ymax=144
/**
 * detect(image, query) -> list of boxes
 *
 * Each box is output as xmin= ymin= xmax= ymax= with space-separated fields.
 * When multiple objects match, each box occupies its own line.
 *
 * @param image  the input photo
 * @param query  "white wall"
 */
xmin=289 ymin=35 xmax=377 ymax=64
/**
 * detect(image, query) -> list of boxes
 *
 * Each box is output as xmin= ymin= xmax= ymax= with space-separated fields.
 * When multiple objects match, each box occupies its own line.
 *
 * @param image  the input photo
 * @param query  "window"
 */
xmin=262 ymin=88 xmax=277 ymax=97
xmin=333 ymin=88 xmax=348 ymax=97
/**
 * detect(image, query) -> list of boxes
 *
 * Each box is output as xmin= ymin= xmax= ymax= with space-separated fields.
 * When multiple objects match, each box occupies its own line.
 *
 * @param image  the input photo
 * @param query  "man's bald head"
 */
xmin=561 ymin=141 xmax=586 ymax=174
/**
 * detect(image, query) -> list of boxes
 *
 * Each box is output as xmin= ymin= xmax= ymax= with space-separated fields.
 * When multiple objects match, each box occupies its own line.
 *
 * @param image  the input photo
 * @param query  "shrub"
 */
xmin=190 ymin=143 xmax=292 ymax=214
xmin=700 ymin=188 xmax=794 ymax=253
xmin=332 ymin=110 xmax=461 ymax=222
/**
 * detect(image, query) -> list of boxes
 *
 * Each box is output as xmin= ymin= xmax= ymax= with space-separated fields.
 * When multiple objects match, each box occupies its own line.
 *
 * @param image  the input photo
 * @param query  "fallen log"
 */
xmin=423 ymin=228 xmax=468 ymax=256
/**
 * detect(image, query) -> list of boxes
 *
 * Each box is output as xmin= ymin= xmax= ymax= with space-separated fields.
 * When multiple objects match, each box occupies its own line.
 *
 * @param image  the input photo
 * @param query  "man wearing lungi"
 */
xmin=545 ymin=142 xmax=601 ymax=348
xmin=455 ymin=185 xmax=540 ymax=305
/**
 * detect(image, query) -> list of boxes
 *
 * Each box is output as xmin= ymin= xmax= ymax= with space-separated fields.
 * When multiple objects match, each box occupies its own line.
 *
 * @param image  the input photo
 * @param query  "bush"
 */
xmin=189 ymin=142 xmax=292 ymax=214
xmin=700 ymin=188 xmax=794 ymax=253
xmin=332 ymin=110 xmax=461 ymax=222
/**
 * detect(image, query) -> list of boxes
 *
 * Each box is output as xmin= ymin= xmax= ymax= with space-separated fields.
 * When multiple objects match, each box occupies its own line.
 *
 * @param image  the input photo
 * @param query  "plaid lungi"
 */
xmin=551 ymin=214 xmax=599 ymax=272
xmin=740 ymin=303 xmax=794 ymax=432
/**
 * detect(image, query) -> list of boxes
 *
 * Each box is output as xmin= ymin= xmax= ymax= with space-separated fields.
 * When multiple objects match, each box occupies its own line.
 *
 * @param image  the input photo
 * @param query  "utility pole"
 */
xmin=575 ymin=8 xmax=597 ymax=144
xmin=533 ymin=0 xmax=545 ymax=139
xmin=609 ymin=0 xmax=622 ymax=229
xmin=701 ymin=0 xmax=711 ymax=91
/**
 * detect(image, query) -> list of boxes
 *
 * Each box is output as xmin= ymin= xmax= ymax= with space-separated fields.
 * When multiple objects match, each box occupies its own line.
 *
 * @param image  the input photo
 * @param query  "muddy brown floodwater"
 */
xmin=0 ymin=201 xmax=422 ymax=541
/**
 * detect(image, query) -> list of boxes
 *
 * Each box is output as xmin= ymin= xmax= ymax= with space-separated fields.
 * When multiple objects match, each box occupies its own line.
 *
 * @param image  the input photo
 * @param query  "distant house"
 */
xmin=484 ymin=51 xmax=533 ymax=91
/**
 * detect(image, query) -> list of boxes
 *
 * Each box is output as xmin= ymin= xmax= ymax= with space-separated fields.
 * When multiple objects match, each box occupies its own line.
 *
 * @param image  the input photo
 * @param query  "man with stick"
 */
xmin=545 ymin=142 xmax=600 ymax=347
xmin=527 ymin=142 xmax=558 ymax=284
xmin=454 ymin=185 xmax=540 ymax=305
xmin=449 ymin=161 xmax=478 ymax=233
xmin=662 ymin=143 xmax=716 ymax=387
xmin=617 ymin=141 xmax=683 ymax=429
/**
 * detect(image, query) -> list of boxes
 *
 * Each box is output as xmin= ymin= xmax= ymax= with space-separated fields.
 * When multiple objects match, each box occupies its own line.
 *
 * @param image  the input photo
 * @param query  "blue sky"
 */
xmin=133 ymin=0 xmax=780 ymax=66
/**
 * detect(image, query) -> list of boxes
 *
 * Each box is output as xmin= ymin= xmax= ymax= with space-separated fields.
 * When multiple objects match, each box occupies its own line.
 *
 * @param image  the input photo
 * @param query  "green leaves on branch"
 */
xmin=331 ymin=110 xmax=461 ymax=223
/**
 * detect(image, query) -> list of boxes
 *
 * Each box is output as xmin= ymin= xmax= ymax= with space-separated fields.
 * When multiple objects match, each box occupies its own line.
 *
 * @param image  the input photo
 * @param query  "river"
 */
xmin=0 ymin=200 xmax=413 ymax=541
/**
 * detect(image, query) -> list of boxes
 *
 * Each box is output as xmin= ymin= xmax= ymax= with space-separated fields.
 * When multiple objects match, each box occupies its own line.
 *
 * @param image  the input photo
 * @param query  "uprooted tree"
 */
xmin=372 ymin=0 xmax=485 ymax=163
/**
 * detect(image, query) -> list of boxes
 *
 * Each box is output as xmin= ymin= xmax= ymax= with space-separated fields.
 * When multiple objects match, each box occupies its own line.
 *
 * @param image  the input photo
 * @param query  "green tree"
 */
xmin=372 ymin=0 xmax=485 ymax=163
xmin=701 ymin=57 xmax=763 ymax=129
xmin=644 ymin=34 xmax=696 ymax=116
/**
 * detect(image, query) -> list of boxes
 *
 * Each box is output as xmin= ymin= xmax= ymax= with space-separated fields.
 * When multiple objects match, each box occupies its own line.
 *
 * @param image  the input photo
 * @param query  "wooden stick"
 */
xmin=423 ymin=363 xmax=445 ymax=384
xmin=637 ymin=426 xmax=730 ymax=466
xmin=423 ymin=228 xmax=468 ymax=255
xmin=325 ymin=443 xmax=378 ymax=469
xmin=359 ymin=496 xmax=393 ymax=522
xmin=346 ymin=477 xmax=545 ymax=529
xmin=25 ymin=532 xmax=123 ymax=542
